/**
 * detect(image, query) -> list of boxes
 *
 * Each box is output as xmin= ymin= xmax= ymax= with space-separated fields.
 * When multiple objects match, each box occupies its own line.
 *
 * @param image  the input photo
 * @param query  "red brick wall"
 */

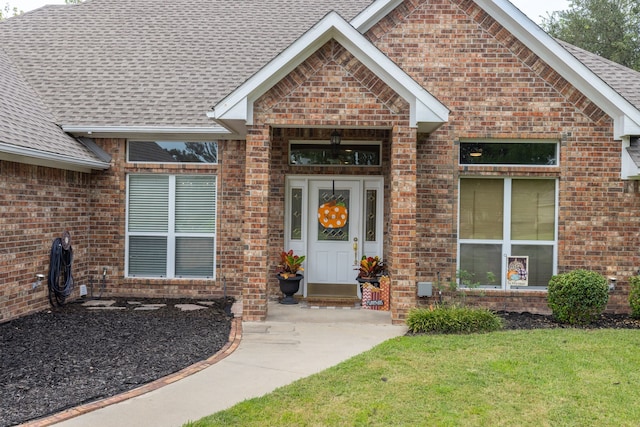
xmin=90 ymin=138 xmax=247 ymax=301
xmin=253 ymin=40 xmax=416 ymax=319
xmin=0 ymin=138 xmax=253 ymax=322
xmin=0 ymin=161 xmax=92 ymax=321
xmin=5 ymin=0 xmax=640 ymax=322
xmin=370 ymin=0 xmax=640 ymax=315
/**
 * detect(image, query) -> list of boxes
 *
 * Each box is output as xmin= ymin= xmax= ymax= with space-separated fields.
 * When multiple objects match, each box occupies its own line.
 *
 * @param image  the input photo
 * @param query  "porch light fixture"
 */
xmin=330 ymin=130 xmax=341 ymax=158
xmin=330 ymin=130 xmax=341 ymax=148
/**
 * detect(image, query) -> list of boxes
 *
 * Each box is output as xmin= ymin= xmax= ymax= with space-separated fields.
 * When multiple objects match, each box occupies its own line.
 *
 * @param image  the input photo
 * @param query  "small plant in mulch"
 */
xmin=629 ymin=275 xmax=640 ymax=319
xmin=547 ymin=269 xmax=609 ymax=325
xmin=406 ymin=304 xmax=504 ymax=334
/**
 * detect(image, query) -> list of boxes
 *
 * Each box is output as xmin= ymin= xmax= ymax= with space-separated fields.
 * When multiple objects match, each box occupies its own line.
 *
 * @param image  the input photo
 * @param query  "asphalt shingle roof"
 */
xmin=0 ymin=46 xmax=105 ymax=163
xmin=0 ymin=0 xmax=373 ymax=128
xmin=559 ymin=40 xmax=640 ymax=111
xmin=2 ymin=0 xmax=640 ymax=157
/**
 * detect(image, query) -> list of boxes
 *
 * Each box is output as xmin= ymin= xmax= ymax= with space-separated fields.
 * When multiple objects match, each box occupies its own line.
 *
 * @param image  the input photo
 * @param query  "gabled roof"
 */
xmin=0 ymin=0 xmax=374 ymax=136
xmin=210 ymin=11 xmax=449 ymax=135
xmin=2 ymin=0 xmax=640 ymax=144
xmin=0 ymin=47 xmax=110 ymax=171
xmin=559 ymin=41 xmax=640 ymax=111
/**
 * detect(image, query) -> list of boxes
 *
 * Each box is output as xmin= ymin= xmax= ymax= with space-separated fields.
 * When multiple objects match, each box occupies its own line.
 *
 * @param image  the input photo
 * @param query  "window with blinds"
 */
xmin=458 ymin=178 xmax=557 ymax=289
xmin=127 ymin=174 xmax=217 ymax=278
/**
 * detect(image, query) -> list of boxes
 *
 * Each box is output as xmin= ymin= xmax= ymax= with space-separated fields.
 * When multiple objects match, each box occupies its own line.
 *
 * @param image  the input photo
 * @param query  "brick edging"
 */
xmin=20 ymin=316 xmax=243 ymax=427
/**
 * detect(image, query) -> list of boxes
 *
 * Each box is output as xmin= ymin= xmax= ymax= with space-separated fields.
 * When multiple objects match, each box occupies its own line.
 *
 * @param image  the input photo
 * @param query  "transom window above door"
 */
xmin=289 ymin=141 xmax=381 ymax=166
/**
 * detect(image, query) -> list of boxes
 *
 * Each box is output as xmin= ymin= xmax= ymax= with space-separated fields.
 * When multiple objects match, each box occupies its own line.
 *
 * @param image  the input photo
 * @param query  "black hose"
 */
xmin=47 ymin=237 xmax=74 ymax=306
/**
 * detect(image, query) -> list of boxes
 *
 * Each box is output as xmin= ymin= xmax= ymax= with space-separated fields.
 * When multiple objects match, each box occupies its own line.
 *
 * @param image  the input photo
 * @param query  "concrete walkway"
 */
xmin=46 ymin=302 xmax=407 ymax=427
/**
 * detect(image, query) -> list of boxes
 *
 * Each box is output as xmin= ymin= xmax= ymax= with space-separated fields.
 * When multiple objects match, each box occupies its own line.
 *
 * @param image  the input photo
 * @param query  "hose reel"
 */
xmin=47 ymin=231 xmax=74 ymax=306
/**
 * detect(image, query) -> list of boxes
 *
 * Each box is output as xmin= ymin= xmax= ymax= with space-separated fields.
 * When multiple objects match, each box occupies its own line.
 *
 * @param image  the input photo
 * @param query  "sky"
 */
xmin=9 ymin=0 xmax=570 ymax=24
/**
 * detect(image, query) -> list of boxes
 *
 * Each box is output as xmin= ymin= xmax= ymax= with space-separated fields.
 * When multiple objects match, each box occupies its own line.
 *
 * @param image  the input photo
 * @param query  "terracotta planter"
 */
xmin=276 ymin=274 xmax=303 ymax=304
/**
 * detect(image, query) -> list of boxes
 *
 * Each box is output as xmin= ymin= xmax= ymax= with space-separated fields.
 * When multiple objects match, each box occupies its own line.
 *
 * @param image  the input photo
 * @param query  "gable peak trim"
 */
xmin=210 ymin=11 xmax=449 ymax=133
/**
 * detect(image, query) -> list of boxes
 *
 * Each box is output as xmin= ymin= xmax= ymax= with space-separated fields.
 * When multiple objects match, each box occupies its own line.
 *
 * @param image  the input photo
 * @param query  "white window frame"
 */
xmin=458 ymin=139 xmax=559 ymax=167
xmin=457 ymin=177 xmax=558 ymax=290
xmin=289 ymin=140 xmax=382 ymax=167
xmin=127 ymin=141 xmax=219 ymax=164
xmin=125 ymin=174 xmax=217 ymax=279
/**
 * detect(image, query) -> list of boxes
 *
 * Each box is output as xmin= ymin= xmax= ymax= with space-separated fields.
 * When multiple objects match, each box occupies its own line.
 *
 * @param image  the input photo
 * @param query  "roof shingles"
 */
xmin=0 ymin=0 xmax=373 ymax=128
xmin=559 ymin=40 xmax=640 ymax=110
xmin=0 ymin=46 xmax=104 ymax=162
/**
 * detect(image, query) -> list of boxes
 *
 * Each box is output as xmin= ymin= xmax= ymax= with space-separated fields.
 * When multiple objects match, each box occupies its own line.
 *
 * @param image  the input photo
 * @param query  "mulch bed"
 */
xmin=499 ymin=311 xmax=640 ymax=330
xmin=2 ymin=301 xmax=639 ymax=427
xmin=0 ymin=298 xmax=233 ymax=427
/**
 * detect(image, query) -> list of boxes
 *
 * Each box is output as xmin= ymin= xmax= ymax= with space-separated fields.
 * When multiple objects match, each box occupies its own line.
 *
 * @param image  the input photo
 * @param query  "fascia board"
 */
xmin=478 ymin=0 xmax=640 ymax=133
xmin=211 ymin=97 xmax=248 ymax=122
xmin=62 ymin=125 xmax=234 ymax=140
xmin=62 ymin=125 xmax=230 ymax=135
xmin=213 ymin=11 xmax=448 ymax=128
xmin=616 ymin=115 xmax=640 ymax=139
xmin=0 ymin=142 xmax=110 ymax=172
xmin=351 ymin=0 xmax=405 ymax=33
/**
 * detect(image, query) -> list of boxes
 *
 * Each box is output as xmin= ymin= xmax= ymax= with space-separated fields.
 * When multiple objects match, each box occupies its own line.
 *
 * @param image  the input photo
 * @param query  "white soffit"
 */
xmin=210 ymin=11 xmax=449 ymax=132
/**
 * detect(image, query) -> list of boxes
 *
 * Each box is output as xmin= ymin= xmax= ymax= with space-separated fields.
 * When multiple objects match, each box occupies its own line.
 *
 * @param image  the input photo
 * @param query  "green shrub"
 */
xmin=406 ymin=305 xmax=503 ymax=334
xmin=547 ymin=269 xmax=608 ymax=325
xmin=629 ymin=276 xmax=640 ymax=319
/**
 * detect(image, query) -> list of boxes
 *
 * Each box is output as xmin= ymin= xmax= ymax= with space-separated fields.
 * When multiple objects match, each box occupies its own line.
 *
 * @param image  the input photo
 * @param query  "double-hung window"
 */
xmin=458 ymin=178 xmax=557 ymax=289
xmin=126 ymin=174 xmax=217 ymax=278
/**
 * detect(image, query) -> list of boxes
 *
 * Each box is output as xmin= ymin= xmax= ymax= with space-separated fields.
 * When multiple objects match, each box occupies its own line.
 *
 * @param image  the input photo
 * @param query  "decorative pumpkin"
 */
xmin=318 ymin=200 xmax=348 ymax=229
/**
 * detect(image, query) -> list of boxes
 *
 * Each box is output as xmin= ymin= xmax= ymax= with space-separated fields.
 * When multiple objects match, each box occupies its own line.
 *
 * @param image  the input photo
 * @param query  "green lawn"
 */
xmin=185 ymin=329 xmax=640 ymax=426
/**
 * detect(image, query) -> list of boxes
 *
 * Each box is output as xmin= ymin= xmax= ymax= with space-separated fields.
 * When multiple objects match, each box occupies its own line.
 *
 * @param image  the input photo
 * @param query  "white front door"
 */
xmin=307 ymin=180 xmax=360 ymax=284
xmin=284 ymin=176 xmax=384 ymax=297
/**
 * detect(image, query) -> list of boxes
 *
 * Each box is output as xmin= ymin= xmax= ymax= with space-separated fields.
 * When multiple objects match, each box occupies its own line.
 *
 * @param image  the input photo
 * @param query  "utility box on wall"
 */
xmin=417 ymin=282 xmax=433 ymax=297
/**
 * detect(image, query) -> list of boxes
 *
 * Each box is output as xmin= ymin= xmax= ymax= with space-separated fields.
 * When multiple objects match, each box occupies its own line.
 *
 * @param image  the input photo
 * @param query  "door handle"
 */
xmin=353 ymin=237 xmax=358 ymax=265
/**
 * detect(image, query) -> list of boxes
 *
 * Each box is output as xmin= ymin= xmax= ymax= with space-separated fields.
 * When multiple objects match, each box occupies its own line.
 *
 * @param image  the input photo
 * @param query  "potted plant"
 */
xmin=276 ymin=250 xmax=306 ymax=304
xmin=355 ymin=255 xmax=384 ymax=299
xmin=356 ymin=255 xmax=384 ymax=284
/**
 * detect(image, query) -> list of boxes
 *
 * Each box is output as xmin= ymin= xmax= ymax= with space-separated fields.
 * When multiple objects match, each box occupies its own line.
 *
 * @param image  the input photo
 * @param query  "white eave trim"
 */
xmin=476 ymin=0 xmax=640 ymax=138
xmin=61 ymin=125 xmax=234 ymax=139
xmin=211 ymin=11 xmax=449 ymax=131
xmin=0 ymin=142 xmax=110 ymax=172
xmin=350 ymin=0 xmax=405 ymax=33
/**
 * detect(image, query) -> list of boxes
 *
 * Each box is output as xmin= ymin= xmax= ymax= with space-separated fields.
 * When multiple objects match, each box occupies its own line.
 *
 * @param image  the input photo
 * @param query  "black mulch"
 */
xmin=0 ymin=298 xmax=233 ymax=427
xmin=499 ymin=311 xmax=640 ymax=330
xmin=2 ymin=301 xmax=639 ymax=427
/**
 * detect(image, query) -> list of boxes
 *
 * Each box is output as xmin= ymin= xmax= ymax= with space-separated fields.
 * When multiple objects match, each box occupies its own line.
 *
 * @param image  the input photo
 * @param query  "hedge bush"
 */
xmin=406 ymin=305 xmax=503 ymax=334
xmin=547 ymin=269 xmax=608 ymax=325
xmin=629 ymin=276 xmax=640 ymax=319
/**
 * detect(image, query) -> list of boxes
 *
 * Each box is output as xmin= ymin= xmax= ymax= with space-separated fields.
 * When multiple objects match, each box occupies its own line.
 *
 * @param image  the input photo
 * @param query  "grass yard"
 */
xmin=185 ymin=329 xmax=640 ymax=426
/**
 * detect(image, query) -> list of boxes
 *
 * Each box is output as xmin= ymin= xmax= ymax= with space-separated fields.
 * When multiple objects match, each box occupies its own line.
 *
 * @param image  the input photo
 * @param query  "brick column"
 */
xmin=241 ymin=125 xmax=271 ymax=321
xmin=388 ymin=125 xmax=418 ymax=323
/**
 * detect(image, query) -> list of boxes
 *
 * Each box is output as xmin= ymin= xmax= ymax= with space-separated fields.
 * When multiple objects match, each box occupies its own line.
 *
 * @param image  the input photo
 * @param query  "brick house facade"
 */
xmin=2 ymin=0 xmax=640 ymax=323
